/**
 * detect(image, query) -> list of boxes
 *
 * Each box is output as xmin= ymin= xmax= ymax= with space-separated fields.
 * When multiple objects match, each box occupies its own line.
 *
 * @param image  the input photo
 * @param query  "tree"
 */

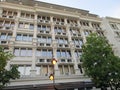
xmin=81 ymin=33 xmax=120 ymax=90
xmin=0 ymin=46 xmax=20 ymax=89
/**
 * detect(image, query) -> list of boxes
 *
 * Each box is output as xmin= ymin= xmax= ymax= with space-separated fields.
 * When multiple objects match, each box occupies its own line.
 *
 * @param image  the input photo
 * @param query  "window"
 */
xmin=36 ymin=49 xmax=41 ymax=56
xmin=110 ymin=24 xmax=118 ymax=29
xmin=24 ymin=23 xmax=29 ymax=28
xmin=14 ymin=48 xmax=20 ymax=56
xmin=41 ymin=49 xmax=47 ymax=57
xmin=58 ymin=65 xmax=75 ymax=75
xmin=66 ymin=50 xmax=71 ymax=57
xmin=61 ymin=50 xmax=66 ymax=57
xmin=18 ymin=65 xmax=31 ymax=76
xmin=4 ymin=21 xmax=10 ymax=27
xmin=27 ymin=48 xmax=32 ymax=56
xmin=20 ymin=48 xmax=26 ymax=56
xmin=16 ymin=34 xmax=33 ymax=42
xmin=36 ymin=66 xmax=41 ymax=75
xmin=75 ymin=50 xmax=82 ymax=58
xmin=7 ymin=33 xmax=12 ymax=40
xmin=22 ymin=34 xmax=28 ymax=41
xmin=28 ymin=35 xmax=33 ymax=41
xmin=57 ymin=50 xmax=71 ymax=58
xmin=37 ymin=25 xmax=41 ymax=31
xmin=16 ymin=34 xmax=22 ymax=41
xmin=47 ymin=50 xmax=52 ymax=57
xmin=0 ymin=33 xmax=6 ymax=40
xmin=47 ymin=37 xmax=52 ymax=43
xmin=57 ymin=50 xmax=61 ymax=57
xmin=29 ymin=24 xmax=34 ymax=30
xmin=42 ymin=25 xmax=46 ymax=31
xmin=18 ymin=23 xmax=24 ymax=28
xmin=14 ymin=48 xmax=32 ymax=57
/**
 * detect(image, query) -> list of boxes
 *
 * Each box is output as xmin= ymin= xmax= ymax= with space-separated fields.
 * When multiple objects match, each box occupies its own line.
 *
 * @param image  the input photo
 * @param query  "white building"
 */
xmin=102 ymin=17 xmax=120 ymax=57
xmin=0 ymin=0 xmax=119 ymax=90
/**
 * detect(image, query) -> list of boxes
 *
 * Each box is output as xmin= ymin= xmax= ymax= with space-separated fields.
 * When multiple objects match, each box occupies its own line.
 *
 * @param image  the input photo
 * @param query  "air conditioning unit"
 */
xmin=65 ymin=44 xmax=68 ymax=47
xmin=46 ymin=43 xmax=51 ymax=46
xmin=62 ymin=33 xmax=66 ymax=35
xmin=61 ymin=22 xmax=64 ymax=25
xmin=39 ymin=59 xmax=44 ymax=62
xmin=57 ymin=32 xmax=61 ymax=35
xmin=55 ymin=22 xmax=59 ymax=25
xmin=9 ymin=16 xmax=13 ymax=18
xmin=76 ymin=45 xmax=80 ymax=48
xmin=46 ymin=31 xmax=49 ymax=34
xmin=0 ymin=40 xmax=7 ymax=44
xmin=45 ymin=20 xmax=50 ymax=23
xmin=38 ymin=43 xmax=44 ymax=46
xmin=59 ymin=44 xmax=63 ymax=47
xmin=78 ymin=34 xmax=81 ymax=36
xmin=5 ymin=26 xmax=10 ymax=30
xmin=40 ymin=30 xmax=44 ymax=33
xmin=2 ymin=15 xmax=7 ymax=18
xmin=39 ymin=19 xmax=44 ymax=23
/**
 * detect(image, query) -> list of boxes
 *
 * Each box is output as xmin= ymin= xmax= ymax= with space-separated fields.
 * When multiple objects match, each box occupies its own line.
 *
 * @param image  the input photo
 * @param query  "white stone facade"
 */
xmin=0 ymin=0 xmax=120 ymax=89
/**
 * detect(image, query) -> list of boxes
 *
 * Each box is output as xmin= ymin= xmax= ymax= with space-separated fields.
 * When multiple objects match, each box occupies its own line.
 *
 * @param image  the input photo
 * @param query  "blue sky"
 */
xmin=36 ymin=0 xmax=120 ymax=18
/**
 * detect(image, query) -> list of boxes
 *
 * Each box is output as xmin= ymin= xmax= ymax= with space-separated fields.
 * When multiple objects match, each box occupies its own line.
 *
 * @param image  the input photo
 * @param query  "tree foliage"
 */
xmin=81 ymin=33 xmax=120 ymax=90
xmin=0 ymin=46 xmax=20 ymax=89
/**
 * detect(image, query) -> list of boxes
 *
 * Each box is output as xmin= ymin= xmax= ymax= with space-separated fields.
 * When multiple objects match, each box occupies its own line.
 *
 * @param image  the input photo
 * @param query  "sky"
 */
xmin=36 ymin=0 xmax=120 ymax=18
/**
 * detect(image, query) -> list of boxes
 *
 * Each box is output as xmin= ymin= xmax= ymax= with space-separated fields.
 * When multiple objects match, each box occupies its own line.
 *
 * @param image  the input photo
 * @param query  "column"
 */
xmin=81 ymin=29 xmax=86 ymax=43
xmin=30 ymin=47 xmax=36 ymax=77
xmin=53 ymin=47 xmax=60 ymax=76
xmin=71 ymin=48 xmax=80 ymax=75
xmin=89 ymin=21 xmax=93 ymax=28
xmin=0 ymin=7 xmax=3 ymax=17
xmin=50 ymin=16 xmax=53 ymax=23
xmin=11 ymin=10 xmax=21 ymax=42
xmin=77 ymin=19 xmax=80 ymax=27
xmin=30 ymin=13 xmax=38 ymax=76
xmin=51 ymin=16 xmax=60 ymax=76
xmin=66 ymin=25 xmax=72 ymax=41
xmin=33 ymin=13 xmax=37 ymax=46
xmin=64 ymin=18 xmax=67 ymax=25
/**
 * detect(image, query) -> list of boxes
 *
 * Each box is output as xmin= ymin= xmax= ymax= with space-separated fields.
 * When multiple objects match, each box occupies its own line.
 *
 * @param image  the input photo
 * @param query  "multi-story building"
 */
xmin=0 ymin=0 xmax=119 ymax=90
xmin=102 ymin=17 xmax=120 ymax=56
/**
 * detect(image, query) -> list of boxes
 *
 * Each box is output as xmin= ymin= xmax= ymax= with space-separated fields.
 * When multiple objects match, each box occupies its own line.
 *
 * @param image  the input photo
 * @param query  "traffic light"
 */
xmin=51 ymin=58 xmax=57 ymax=65
xmin=49 ymin=74 xmax=54 ymax=80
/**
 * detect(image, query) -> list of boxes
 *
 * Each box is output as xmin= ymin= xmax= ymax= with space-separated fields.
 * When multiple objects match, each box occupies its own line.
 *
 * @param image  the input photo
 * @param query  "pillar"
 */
xmin=0 ymin=7 xmax=3 ymax=17
xmin=12 ymin=10 xmax=21 ymax=41
xmin=30 ymin=13 xmax=38 ymax=77
xmin=71 ymin=48 xmax=80 ymax=75
xmin=30 ymin=47 xmax=36 ymax=77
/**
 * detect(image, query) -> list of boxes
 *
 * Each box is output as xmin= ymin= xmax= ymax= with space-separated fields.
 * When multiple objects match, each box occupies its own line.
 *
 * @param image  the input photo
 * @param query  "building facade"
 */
xmin=0 ymin=0 xmax=119 ymax=90
xmin=102 ymin=17 xmax=120 ymax=56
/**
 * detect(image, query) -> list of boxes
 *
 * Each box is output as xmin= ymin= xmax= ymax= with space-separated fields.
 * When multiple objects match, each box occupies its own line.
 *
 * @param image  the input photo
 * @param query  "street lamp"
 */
xmin=49 ymin=58 xmax=58 ymax=90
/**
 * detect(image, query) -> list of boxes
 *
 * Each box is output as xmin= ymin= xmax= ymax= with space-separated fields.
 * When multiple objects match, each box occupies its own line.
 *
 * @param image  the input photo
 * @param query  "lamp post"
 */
xmin=49 ymin=58 xmax=58 ymax=90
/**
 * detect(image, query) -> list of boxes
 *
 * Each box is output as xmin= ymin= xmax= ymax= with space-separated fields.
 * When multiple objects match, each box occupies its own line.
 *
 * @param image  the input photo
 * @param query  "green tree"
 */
xmin=81 ymin=33 xmax=120 ymax=90
xmin=0 ymin=46 xmax=20 ymax=89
